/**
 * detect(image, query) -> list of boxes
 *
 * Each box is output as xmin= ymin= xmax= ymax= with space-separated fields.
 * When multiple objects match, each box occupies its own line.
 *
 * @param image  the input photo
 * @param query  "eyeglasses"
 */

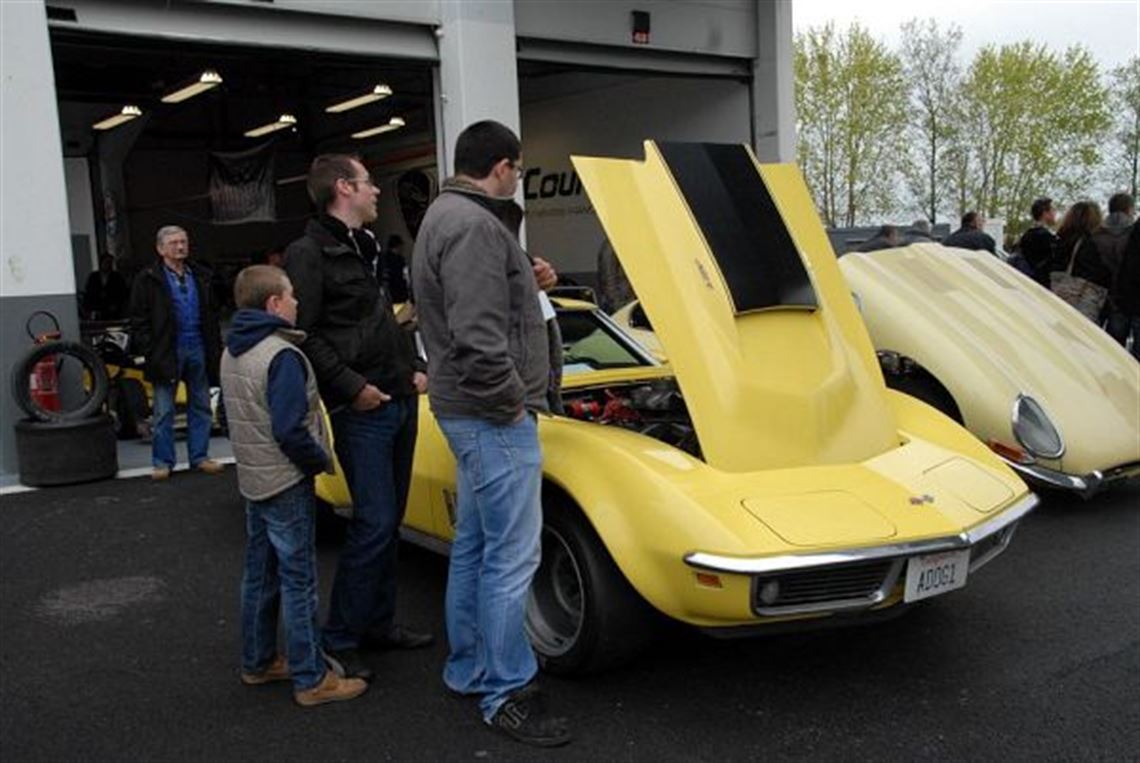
xmin=342 ymin=175 xmax=376 ymax=189
xmin=509 ymin=160 xmax=524 ymax=177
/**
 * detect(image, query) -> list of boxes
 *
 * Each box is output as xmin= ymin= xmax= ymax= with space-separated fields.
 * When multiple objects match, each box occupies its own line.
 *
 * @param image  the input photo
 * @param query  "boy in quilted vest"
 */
xmin=220 ymin=265 xmax=367 ymax=707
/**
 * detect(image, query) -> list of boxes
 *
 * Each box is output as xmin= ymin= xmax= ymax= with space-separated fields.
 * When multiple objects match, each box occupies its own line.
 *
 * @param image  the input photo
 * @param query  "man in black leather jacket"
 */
xmin=284 ymin=154 xmax=432 ymax=683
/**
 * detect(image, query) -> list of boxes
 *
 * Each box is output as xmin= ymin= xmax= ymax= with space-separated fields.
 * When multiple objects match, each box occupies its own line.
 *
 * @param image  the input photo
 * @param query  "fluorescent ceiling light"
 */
xmin=92 ymin=105 xmax=142 ymax=131
xmin=326 ymin=84 xmax=393 ymax=113
xmin=244 ymin=113 xmax=297 ymax=138
xmin=352 ymin=116 xmax=406 ymax=139
xmin=161 ymin=70 xmax=223 ymax=104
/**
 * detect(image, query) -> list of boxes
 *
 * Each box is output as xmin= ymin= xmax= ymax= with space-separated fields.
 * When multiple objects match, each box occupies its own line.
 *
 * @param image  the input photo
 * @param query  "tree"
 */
xmin=795 ymin=23 xmax=907 ymax=227
xmin=948 ymin=42 xmax=1111 ymax=228
xmin=1109 ymin=57 xmax=1140 ymax=198
xmin=899 ymin=18 xmax=963 ymax=225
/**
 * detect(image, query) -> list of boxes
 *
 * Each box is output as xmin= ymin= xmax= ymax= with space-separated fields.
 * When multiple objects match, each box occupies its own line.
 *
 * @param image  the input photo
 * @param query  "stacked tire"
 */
xmin=10 ymin=341 xmax=118 ymax=487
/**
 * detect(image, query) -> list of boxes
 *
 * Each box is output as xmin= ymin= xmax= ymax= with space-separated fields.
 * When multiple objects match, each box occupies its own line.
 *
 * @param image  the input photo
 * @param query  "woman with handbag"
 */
xmin=1050 ymin=201 xmax=1111 ymax=322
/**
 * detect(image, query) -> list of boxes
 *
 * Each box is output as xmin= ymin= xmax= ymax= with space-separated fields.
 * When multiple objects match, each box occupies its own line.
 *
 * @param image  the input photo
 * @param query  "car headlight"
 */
xmin=1012 ymin=394 xmax=1064 ymax=459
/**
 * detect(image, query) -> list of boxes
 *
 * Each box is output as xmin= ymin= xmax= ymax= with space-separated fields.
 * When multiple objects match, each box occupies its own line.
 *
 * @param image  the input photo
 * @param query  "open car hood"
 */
xmin=840 ymin=244 xmax=1140 ymax=472
xmin=572 ymin=142 xmax=897 ymax=473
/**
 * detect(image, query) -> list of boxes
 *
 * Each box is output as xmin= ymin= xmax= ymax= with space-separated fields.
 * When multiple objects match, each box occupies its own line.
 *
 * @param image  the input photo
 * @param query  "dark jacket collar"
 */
xmin=306 ymin=214 xmax=379 ymax=260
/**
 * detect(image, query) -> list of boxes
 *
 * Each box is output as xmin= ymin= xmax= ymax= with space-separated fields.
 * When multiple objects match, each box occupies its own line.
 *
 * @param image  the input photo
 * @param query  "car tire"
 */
xmin=527 ymin=500 xmax=657 ymax=675
xmin=10 ymin=340 xmax=109 ymax=423
xmin=886 ymin=371 xmax=963 ymax=424
xmin=14 ymin=414 xmax=119 ymax=487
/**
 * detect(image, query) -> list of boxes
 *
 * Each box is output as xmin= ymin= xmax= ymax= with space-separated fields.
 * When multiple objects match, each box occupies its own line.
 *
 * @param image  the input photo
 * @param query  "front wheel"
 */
xmin=526 ymin=501 xmax=657 ymax=675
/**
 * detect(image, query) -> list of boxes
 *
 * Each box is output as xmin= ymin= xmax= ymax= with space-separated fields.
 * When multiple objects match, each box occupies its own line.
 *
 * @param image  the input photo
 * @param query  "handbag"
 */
xmin=1050 ymin=237 xmax=1107 ymax=321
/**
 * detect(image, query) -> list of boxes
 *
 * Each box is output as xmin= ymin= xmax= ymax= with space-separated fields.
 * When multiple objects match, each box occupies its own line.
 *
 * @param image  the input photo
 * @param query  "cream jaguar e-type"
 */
xmin=839 ymin=244 xmax=1140 ymax=497
xmin=318 ymin=142 xmax=1037 ymax=674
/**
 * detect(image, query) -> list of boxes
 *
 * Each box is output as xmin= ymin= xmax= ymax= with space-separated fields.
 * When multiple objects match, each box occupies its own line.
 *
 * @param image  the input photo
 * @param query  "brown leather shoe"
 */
xmin=240 ymin=654 xmax=290 ymax=686
xmin=195 ymin=459 xmax=225 ymax=475
xmin=152 ymin=467 xmax=171 ymax=481
xmin=294 ymin=670 xmax=369 ymax=707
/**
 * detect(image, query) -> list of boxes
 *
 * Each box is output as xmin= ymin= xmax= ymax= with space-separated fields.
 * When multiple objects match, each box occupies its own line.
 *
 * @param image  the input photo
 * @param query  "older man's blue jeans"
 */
xmin=151 ymin=344 xmax=212 ymax=469
xmin=437 ymin=413 xmax=543 ymax=722
xmin=323 ymin=397 xmax=418 ymax=651
xmin=241 ymin=479 xmax=324 ymax=691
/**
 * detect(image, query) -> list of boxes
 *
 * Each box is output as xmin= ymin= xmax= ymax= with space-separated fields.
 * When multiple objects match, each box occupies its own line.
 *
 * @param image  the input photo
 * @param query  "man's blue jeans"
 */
xmin=151 ymin=343 xmax=212 ymax=469
xmin=436 ymin=413 xmax=543 ymax=722
xmin=241 ymin=479 xmax=324 ymax=691
xmin=323 ymin=396 xmax=418 ymax=651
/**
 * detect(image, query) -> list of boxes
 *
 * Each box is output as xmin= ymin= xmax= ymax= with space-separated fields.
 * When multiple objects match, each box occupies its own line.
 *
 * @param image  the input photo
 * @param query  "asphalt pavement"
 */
xmin=1 ymin=472 xmax=1137 ymax=762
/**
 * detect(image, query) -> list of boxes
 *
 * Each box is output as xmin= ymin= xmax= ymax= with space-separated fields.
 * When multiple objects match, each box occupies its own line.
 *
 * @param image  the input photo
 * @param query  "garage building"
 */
xmin=0 ymin=0 xmax=794 ymax=476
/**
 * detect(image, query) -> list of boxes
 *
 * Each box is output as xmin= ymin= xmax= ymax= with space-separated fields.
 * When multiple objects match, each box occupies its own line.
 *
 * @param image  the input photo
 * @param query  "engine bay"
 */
xmin=561 ymin=379 xmax=701 ymax=458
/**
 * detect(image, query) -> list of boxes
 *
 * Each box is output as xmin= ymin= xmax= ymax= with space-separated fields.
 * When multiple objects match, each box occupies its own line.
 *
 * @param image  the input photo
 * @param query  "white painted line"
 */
xmin=0 ymin=456 xmax=236 ymax=496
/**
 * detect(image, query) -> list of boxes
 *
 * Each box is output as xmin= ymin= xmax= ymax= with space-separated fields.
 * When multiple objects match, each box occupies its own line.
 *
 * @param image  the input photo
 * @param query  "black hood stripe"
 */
xmin=657 ymin=143 xmax=818 ymax=314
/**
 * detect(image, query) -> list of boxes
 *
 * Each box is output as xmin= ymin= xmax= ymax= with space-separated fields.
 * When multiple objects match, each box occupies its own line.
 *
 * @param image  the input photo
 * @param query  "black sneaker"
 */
xmin=360 ymin=624 xmax=435 ymax=651
xmin=323 ymin=649 xmax=375 ymax=683
xmin=488 ymin=683 xmax=571 ymax=748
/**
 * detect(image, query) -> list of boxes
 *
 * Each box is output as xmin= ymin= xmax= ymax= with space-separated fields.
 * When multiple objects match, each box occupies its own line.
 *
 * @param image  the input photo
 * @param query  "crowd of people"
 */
xmin=124 ymin=121 xmax=570 ymax=747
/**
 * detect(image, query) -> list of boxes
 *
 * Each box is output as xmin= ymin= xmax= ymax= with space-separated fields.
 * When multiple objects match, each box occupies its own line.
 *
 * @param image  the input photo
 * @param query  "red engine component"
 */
xmin=566 ymin=398 xmax=602 ymax=420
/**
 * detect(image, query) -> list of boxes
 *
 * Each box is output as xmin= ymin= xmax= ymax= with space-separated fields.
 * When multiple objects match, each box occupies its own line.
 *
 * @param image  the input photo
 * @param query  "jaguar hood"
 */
xmin=839 ymin=244 xmax=1140 ymax=474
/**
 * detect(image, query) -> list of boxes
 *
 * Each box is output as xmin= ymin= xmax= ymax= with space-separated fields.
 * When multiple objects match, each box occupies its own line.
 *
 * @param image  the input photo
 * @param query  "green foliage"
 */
xmin=899 ymin=18 xmax=963 ymax=225
xmin=949 ymin=43 xmax=1110 ymax=226
xmin=1109 ymin=57 xmax=1140 ymax=197
xmin=795 ymin=23 xmax=1114 ymax=231
xmin=794 ymin=22 xmax=906 ymax=227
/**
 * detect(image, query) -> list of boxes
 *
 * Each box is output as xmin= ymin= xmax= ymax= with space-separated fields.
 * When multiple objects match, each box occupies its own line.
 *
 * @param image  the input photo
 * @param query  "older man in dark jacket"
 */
xmin=129 ymin=225 xmax=224 ymax=480
xmin=283 ymin=154 xmax=432 ymax=685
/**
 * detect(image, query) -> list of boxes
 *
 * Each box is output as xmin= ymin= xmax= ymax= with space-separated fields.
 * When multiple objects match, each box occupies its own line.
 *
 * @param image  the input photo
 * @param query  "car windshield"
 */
xmin=557 ymin=309 xmax=656 ymax=375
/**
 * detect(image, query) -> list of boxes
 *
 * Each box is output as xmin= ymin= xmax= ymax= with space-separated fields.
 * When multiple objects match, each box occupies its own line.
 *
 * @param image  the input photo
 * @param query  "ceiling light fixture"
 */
xmin=326 ymin=84 xmax=393 ymax=113
xmin=92 ymin=105 xmax=143 ymax=131
xmin=351 ymin=116 xmax=406 ymax=139
xmin=244 ymin=113 xmax=297 ymax=138
xmin=161 ymin=70 xmax=224 ymax=104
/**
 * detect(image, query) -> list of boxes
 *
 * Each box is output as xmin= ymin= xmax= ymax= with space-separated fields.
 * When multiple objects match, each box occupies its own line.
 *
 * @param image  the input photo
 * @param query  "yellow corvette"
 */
xmin=318 ymin=142 xmax=1036 ymax=674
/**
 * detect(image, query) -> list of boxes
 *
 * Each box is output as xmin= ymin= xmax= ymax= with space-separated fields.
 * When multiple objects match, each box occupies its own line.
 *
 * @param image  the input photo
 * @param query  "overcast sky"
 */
xmin=792 ymin=0 xmax=1139 ymax=72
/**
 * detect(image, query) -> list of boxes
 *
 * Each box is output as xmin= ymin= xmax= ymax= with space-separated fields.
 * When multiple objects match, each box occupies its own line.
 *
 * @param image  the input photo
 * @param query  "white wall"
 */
xmin=520 ymin=73 xmax=752 ymax=277
xmin=1 ymin=0 xmax=75 ymax=299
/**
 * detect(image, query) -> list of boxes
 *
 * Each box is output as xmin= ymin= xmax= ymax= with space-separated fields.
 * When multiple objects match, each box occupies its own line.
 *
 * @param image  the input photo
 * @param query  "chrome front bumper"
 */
xmin=683 ymin=493 xmax=1039 ymax=616
xmin=1004 ymin=459 xmax=1140 ymax=499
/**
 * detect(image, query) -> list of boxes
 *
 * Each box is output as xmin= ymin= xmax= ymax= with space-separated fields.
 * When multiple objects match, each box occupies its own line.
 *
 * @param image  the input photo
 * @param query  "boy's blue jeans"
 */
xmin=241 ymin=479 xmax=324 ymax=691
xmin=151 ymin=343 xmax=212 ymax=469
xmin=436 ymin=413 xmax=543 ymax=722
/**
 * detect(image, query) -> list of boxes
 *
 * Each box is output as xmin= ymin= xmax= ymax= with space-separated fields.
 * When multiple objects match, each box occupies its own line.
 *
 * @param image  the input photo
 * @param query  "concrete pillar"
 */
xmin=435 ymin=0 xmax=522 ymax=177
xmin=752 ymin=0 xmax=795 ymax=162
xmin=1 ymin=0 xmax=78 ymax=474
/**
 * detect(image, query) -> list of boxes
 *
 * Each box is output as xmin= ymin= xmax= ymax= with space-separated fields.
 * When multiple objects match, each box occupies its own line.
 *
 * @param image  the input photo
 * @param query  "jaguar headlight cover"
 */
xmin=1012 ymin=394 xmax=1064 ymax=459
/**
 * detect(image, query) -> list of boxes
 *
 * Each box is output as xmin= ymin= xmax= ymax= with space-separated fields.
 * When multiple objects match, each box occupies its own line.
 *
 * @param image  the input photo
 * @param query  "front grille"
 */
xmin=752 ymin=558 xmax=901 ymax=616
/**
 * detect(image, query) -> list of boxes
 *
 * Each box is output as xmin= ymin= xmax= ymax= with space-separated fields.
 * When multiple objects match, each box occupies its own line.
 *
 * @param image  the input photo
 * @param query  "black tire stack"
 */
xmin=10 ymin=341 xmax=118 ymax=487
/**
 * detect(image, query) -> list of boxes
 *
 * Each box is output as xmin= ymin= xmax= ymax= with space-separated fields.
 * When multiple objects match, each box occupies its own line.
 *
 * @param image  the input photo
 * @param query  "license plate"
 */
xmin=904 ymin=549 xmax=970 ymax=603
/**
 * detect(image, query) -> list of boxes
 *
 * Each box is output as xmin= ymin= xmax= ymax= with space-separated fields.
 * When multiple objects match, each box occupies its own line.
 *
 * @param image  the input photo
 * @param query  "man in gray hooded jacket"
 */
xmin=412 ymin=120 xmax=570 ymax=748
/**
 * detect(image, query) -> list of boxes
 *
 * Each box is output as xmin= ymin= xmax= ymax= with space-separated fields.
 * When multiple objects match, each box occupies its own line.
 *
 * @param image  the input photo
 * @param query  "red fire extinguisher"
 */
xmin=26 ymin=311 xmax=62 ymax=413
